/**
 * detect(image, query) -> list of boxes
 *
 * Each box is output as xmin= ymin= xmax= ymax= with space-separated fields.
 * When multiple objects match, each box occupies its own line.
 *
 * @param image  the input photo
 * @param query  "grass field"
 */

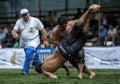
xmin=0 ymin=68 xmax=120 ymax=84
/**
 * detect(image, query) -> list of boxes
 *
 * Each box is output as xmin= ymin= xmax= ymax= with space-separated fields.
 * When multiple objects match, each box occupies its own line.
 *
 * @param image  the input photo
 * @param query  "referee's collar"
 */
xmin=23 ymin=16 xmax=31 ymax=23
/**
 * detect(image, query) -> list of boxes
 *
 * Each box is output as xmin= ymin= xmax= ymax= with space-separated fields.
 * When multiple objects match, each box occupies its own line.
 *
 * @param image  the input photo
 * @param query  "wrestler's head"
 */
xmin=35 ymin=63 xmax=43 ymax=74
xmin=57 ymin=16 xmax=69 ymax=31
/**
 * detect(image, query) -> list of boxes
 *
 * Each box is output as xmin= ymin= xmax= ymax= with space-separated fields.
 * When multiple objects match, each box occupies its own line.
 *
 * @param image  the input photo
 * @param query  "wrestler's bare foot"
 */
xmin=51 ymin=75 xmax=58 ymax=79
xmin=78 ymin=73 xmax=82 ymax=80
xmin=89 ymin=72 xmax=95 ymax=79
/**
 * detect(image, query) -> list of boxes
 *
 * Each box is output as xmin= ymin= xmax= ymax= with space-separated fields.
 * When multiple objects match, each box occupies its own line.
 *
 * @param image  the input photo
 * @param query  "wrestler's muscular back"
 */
xmin=42 ymin=50 xmax=66 ymax=73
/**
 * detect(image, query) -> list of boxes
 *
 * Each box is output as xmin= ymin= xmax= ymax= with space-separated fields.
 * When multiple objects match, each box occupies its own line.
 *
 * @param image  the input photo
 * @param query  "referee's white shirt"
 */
xmin=14 ymin=16 xmax=44 ymax=48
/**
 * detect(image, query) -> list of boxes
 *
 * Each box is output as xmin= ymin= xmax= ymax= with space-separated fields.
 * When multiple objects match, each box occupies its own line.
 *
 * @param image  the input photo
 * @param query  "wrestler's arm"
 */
xmin=76 ymin=4 xmax=100 ymax=26
xmin=75 ymin=4 xmax=100 ymax=33
xmin=82 ymin=14 xmax=93 ymax=33
xmin=50 ymin=30 xmax=60 ymax=46
xmin=62 ymin=64 xmax=70 ymax=76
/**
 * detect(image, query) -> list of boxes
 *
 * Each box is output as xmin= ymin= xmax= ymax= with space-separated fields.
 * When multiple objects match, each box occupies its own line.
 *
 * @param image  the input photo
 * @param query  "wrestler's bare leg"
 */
xmin=41 ymin=53 xmax=58 ymax=79
xmin=83 ymin=67 xmax=96 ymax=79
xmin=76 ymin=4 xmax=99 ymax=79
xmin=42 ymin=68 xmax=58 ymax=79
xmin=77 ymin=64 xmax=84 ymax=80
xmin=41 ymin=49 xmax=67 ymax=79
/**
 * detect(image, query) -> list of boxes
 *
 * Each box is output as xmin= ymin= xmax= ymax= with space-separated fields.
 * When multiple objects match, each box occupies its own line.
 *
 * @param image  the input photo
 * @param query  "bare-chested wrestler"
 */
xmin=35 ymin=4 xmax=100 ymax=79
xmin=49 ymin=15 xmax=95 ymax=80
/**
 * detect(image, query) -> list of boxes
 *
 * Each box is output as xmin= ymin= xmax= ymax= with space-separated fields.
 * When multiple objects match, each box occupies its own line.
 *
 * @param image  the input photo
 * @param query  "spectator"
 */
xmin=43 ymin=11 xmax=54 ymax=28
xmin=13 ymin=39 xmax=19 ymax=48
xmin=100 ymin=25 xmax=108 ymax=46
xmin=3 ymin=22 xmax=12 ymax=34
xmin=116 ymin=13 xmax=120 ymax=24
xmin=5 ymin=26 xmax=14 ymax=48
xmin=0 ymin=27 xmax=6 ymax=47
xmin=101 ymin=15 xmax=108 ymax=28
xmin=53 ymin=11 xmax=60 ymax=27
xmin=107 ymin=13 xmax=117 ymax=27
xmin=115 ymin=27 xmax=120 ymax=46
xmin=105 ymin=24 xmax=117 ymax=46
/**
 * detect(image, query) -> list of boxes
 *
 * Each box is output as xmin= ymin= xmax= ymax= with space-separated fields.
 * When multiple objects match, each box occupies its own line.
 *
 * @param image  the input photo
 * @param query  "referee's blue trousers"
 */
xmin=22 ymin=46 xmax=41 ymax=73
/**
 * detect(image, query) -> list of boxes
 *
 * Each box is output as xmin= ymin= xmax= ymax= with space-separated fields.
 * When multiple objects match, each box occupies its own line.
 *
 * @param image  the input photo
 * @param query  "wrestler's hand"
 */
xmin=88 ymin=4 xmax=100 ymax=13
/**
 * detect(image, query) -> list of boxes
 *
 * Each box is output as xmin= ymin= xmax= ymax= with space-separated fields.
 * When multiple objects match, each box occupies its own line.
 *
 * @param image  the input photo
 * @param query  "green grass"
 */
xmin=0 ymin=68 xmax=120 ymax=84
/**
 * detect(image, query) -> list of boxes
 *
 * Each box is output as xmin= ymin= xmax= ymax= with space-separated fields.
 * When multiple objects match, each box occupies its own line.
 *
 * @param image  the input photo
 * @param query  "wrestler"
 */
xmin=50 ymin=16 xmax=95 ymax=79
xmin=35 ymin=4 xmax=100 ymax=79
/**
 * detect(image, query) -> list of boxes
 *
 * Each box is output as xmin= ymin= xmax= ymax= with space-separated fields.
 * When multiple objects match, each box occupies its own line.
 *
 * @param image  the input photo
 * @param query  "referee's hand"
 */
xmin=12 ymin=33 xmax=19 ymax=39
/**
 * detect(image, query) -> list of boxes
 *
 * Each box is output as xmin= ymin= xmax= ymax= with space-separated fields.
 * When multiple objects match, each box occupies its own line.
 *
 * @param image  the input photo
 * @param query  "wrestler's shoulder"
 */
xmin=52 ymin=25 xmax=59 ymax=32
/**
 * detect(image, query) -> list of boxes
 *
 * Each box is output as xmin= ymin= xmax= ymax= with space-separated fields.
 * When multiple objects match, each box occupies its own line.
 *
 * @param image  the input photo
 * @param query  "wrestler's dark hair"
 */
xmin=57 ymin=16 xmax=69 ymax=25
xmin=35 ymin=63 xmax=43 ymax=74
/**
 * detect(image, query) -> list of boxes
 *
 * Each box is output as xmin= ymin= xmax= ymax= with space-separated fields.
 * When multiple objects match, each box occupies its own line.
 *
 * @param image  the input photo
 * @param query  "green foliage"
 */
xmin=0 ymin=68 xmax=120 ymax=84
